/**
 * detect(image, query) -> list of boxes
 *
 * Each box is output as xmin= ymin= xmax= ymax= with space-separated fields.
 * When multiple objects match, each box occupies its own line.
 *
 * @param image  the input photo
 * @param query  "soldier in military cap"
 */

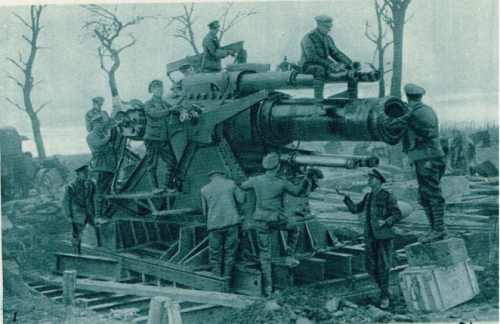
xmin=144 ymin=80 xmax=179 ymax=194
xmin=241 ymin=153 xmax=311 ymax=296
xmin=85 ymin=97 xmax=110 ymax=132
xmin=341 ymin=169 xmax=403 ymax=309
xmin=86 ymin=114 xmax=115 ymax=220
xmin=299 ymin=15 xmax=355 ymax=109
xmin=201 ymin=170 xmax=245 ymax=278
xmin=62 ymin=165 xmax=98 ymax=254
xmin=202 ymin=20 xmax=235 ymax=73
xmin=388 ymin=84 xmax=447 ymax=243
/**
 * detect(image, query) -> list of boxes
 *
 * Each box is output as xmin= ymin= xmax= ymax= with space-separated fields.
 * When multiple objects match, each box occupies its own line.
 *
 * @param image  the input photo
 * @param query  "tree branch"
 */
xmin=117 ymin=37 xmax=136 ymax=53
xmin=98 ymin=47 xmax=110 ymax=73
xmin=12 ymin=12 xmax=32 ymax=29
xmin=384 ymin=69 xmax=393 ymax=74
xmin=6 ymin=57 xmax=26 ymax=73
xmin=382 ymin=40 xmax=394 ymax=50
xmin=5 ymin=97 xmax=26 ymax=111
xmin=35 ymin=100 xmax=51 ymax=113
xmin=6 ymin=74 xmax=24 ymax=88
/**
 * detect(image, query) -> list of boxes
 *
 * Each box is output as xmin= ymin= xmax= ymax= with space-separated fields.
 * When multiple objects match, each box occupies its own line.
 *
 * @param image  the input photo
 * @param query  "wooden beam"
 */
xmin=293 ymin=258 xmax=325 ymax=283
xmin=63 ymin=270 xmax=77 ymax=306
xmin=36 ymin=276 xmax=259 ymax=309
xmin=318 ymin=251 xmax=353 ymax=279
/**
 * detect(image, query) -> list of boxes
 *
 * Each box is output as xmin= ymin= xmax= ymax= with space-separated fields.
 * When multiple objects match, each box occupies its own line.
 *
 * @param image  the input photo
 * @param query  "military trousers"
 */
xmin=71 ymin=215 xmax=100 ymax=250
xmin=255 ymin=218 xmax=300 ymax=295
xmin=208 ymin=224 xmax=239 ymax=278
xmin=414 ymin=157 xmax=446 ymax=231
xmin=145 ymin=140 xmax=177 ymax=190
xmin=365 ymin=235 xmax=395 ymax=299
xmin=302 ymin=64 xmax=327 ymax=81
xmin=94 ymin=171 xmax=114 ymax=218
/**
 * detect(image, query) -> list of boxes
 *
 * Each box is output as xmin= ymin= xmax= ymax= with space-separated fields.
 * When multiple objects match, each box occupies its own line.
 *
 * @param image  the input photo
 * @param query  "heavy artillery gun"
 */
xmin=66 ymin=44 xmax=408 ymax=295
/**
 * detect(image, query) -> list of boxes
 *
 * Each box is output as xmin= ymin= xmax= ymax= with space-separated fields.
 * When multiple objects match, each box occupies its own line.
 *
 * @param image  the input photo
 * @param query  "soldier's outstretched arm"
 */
xmin=145 ymin=101 xmax=170 ymax=119
xmin=328 ymin=39 xmax=353 ymax=66
xmin=233 ymin=183 xmax=246 ymax=205
xmin=343 ymin=194 xmax=366 ymax=214
xmin=240 ymin=178 xmax=254 ymax=190
xmin=283 ymin=178 xmax=308 ymax=196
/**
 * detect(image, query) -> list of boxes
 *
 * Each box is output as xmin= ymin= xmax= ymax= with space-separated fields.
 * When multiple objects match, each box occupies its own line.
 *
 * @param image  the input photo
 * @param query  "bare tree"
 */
xmin=166 ymin=3 xmax=200 ymax=55
xmin=381 ymin=0 xmax=413 ymax=98
xmin=5 ymin=5 xmax=50 ymax=160
xmin=217 ymin=3 xmax=256 ymax=44
xmin=166 ymin=2 xmax=256 ymax=56
xmin=81 ymin=5 xmax=155 ymax=97
xmin=365 ymin=0 xmax=393 ymax=98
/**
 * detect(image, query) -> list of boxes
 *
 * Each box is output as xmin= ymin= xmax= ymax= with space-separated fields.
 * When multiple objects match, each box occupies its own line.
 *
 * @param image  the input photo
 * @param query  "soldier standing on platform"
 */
xmin=86 ymin=115 xmax=115 ymax=219
xmin=299 ymin=15 xmax=355 ymax=109
xmin=85 ymin=97 xmax=110 ymax=132
xmin=63 ymin=165 xmax=98 ymax=254
xmin=202 ymin=21 xmax=235 ymax=73
xmin=241 ymin=153 xmax=309 ymax=297
xmin=144 ymin=80 xmax=178 ymax=194
xmin=388 ymin=84 xmax=448 ymax=243
xmin=342 ymin=169 xmax=403 ymax=309
xmin=201 ymin=170 xmax=245 ymax=278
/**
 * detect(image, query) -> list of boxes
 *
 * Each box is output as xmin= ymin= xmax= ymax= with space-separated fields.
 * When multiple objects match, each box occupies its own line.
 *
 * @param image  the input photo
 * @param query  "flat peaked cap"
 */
xmin=90 ymin=114 xmax=104 ymax=124
xmin=92 ymin=96 xmax=105 ymax=103
xmin=262 ymin=152 xmax=280 ymax=170
xmin=208 ymin=20 xmax=220 ymax=28
xmin=315 ymin=15 xmax=333 ymax=24
xmin=208 ymin=170 xmax=226 ymax=177
xmin=368 ymin=168 xmax=386 ymax=184
xmin=148 ymin=79 xmax=163 ymax=93
xmin=404 ymin=84 xmax=426 ymax=96
xmin=74 ymin=165 xmax=89 ymax=173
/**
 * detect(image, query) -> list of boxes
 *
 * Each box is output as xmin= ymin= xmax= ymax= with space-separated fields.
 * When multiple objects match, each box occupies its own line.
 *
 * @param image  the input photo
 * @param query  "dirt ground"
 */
xmin=2 ymin=143 xmax=498 ymax=324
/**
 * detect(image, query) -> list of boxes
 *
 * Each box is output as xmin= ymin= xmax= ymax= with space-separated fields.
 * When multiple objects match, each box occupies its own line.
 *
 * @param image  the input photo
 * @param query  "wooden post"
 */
xmin=489 ymin=216 xmax=499 ymax=265
xmin=147 ymin=296 xmax=182 ymax=324
xmin=63 ymin=270 xmax=77 ymax=306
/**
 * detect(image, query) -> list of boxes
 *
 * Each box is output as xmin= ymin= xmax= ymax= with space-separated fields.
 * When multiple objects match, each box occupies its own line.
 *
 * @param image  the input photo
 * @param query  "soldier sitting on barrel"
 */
xmin=341 ymin=169 xmax=403 ymax=309
xmin=299 ymin=15 xmax=357 ymax=110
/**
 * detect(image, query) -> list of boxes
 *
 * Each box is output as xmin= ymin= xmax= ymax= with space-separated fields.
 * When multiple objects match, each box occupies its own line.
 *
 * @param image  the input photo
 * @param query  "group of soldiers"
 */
xmin=62 ymin=14 xmax=453 ymax=308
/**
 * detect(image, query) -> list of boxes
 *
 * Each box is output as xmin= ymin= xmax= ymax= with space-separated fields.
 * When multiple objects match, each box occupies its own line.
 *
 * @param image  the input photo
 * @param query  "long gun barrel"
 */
xmin=280 ymin=152 xmax=379 ymax=169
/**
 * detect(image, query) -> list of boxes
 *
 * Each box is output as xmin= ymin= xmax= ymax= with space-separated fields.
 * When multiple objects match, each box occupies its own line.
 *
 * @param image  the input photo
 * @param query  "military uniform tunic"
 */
xmin=87 ymin=130 xmax=115 ymax=218
xmin=143 ymin=97 xmax=177 ymax=190
xmin=299 ymin=28 xmax=352 ymax=81
xmin=201 ymin=177 xmax=245 ymax=277
xmin=241 ymin=172 xmax=305 ymax=295
xmin=63 ymin=179 xmax=96 ymax=244
xmin=202 ymin=32 xmax=229 ymax=72
xmin=85 ymin=109 xmax=110 ymax=132
xmin=344 ymin=189 xmax=403 ymax=298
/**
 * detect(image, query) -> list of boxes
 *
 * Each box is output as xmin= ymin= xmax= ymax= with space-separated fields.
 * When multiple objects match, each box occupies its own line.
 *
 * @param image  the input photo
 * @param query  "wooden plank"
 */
xmin=153 ymin=208 xmax=196 ymax=217
xmin=318 ymin=251 xmax=353 ymax=278
xmin=37 ymin=277 xmax=259 ymax=309
xmin=336 ymin=245 xmax=365 ymax=272
xmin=89 ymin=296 xmax=151 ymax=311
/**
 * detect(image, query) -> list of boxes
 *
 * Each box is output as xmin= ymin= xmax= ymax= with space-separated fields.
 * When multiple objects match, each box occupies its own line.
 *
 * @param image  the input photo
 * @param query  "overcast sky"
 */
xmin=0 ymin=0 xmax=498 ymax=156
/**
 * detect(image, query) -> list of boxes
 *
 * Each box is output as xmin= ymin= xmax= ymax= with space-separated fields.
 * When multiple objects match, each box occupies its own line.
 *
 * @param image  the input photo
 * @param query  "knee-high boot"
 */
xmin=313 ymin=80 xmax=325 ymax=109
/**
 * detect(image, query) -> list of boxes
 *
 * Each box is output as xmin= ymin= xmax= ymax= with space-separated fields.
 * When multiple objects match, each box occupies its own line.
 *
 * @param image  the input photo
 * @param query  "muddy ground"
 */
xmin=2 ymin=144 xmax=499 ymax=324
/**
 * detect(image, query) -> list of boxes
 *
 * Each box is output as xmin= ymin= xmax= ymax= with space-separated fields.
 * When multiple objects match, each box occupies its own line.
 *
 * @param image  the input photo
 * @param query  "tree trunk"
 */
xmin=378 ymin=47 xmax=386 ymax=98
xmin=29 ymin=114 xmax=46 ymax=160
xmin=389 ymin=1 xmax=409 ymax=98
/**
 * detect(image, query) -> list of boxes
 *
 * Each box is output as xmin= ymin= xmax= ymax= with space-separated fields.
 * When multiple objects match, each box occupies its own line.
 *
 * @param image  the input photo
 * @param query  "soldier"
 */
xmin=202 ymin=21 xmax=235 ymax=73
xmin=342 ymin=169 xmax=403 ymax=309
xmin=144 ymin=80 xmax=178 ymax=194
xmin=86 ymin=115 xmax=115 ymax=219
xmin=241 ymin=153 xmax=309 ymax=296
xmin=299 ymin=15 xmax=355 ymax=109
xmin=85 ymin=97 xmax=110 ymax=132
xmin=201 ymin=170 xmax=245 ymax=278
xmin=62 ymin=165 xmax=98 ymax=254
xmin=447 ymin=129 xmax=477 ymax=175
xmin=388 ymin=84 xmax=447 ymax=243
